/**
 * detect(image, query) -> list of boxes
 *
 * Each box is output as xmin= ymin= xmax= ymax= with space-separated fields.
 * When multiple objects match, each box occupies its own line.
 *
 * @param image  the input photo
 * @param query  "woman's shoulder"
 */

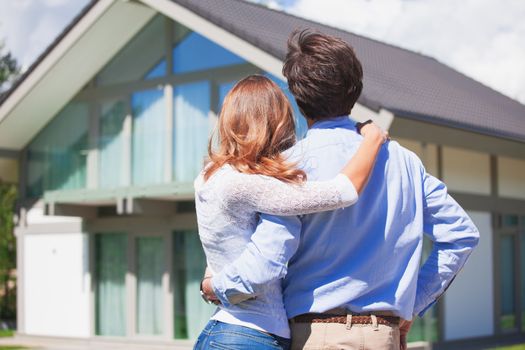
xmin=194 ymin=163 xmax=237 ymax=190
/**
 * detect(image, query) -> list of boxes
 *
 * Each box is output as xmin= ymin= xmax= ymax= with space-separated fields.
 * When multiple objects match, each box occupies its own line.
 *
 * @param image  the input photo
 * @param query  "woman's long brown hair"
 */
xmin=204 ymin=75 xmax=306 ymax=183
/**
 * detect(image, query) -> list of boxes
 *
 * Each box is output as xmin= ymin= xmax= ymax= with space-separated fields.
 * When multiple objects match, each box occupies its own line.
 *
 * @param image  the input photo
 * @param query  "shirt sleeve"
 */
xmin=413 ymin=169 xmax=480 ymax=316
xmin=218 ymin=172 xmax=358 ymax=216
xmin=211 ymin=213 xmax=302 ymax=307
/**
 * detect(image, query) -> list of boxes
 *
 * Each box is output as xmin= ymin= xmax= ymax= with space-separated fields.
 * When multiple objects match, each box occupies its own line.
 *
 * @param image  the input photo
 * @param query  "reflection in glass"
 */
xmin=132 ymin=88 xmax=166 ymax=185
xmin=99 ymin=100 xmax=126 ymax=188
xmin=173 ymin=231 xmax=215 ymax=339
xmin=27 ymin=102 xmax=88 ymax=197
xmin=173 ymin=31 xmax=245 ymax=74
xmin=145 ymin=59 xmax=167 ymax=80
xmin=136 ymin=236 xmax=164 ymax=335
xmin=95 ymin=233 xmax=127 ymax=336
xmin=173 ymin=81 xmax=212 ymax=181
xmin=501 ymin=235 xmax=516 ymax=331
xmin=502 ymin=215 xmax=519 ymax=228
xmin=97 ymin=15 xmax=166 ymax=85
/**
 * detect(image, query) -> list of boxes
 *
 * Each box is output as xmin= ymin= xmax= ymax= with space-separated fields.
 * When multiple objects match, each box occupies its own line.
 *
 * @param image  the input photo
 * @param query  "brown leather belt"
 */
xmin=292 ymin=313 xmax=400 ymax=326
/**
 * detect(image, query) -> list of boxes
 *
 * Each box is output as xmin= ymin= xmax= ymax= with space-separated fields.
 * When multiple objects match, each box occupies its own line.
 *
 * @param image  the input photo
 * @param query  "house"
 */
xmin=0 ymin=0 xmax=524 ymax=349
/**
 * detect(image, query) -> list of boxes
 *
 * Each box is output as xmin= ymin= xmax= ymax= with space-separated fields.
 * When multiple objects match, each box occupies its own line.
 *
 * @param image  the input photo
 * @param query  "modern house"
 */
xmin=0 ymin=0 xmax=524 ymax=349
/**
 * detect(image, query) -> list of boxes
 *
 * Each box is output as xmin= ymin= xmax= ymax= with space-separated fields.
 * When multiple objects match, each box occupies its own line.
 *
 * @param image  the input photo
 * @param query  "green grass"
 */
xmin=0 ymin=330 xmax=14 ymax=338
xmin=489 ymin=346 xmax=525 ymax=350
xmin=0 ymin=347 xmax=30 ymax=350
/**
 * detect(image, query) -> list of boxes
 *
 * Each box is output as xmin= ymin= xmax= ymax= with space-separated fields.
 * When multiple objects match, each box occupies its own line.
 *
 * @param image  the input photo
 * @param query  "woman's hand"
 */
xmin=360 ymin=122 xmax=389 ymax=144
xmin=340 ymin=121 xmax=389 ymax=194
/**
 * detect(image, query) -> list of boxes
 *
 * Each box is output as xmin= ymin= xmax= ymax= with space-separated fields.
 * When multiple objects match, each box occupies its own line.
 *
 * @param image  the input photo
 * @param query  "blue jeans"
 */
xmin=194 ymin=320 xmax=291 ymax=350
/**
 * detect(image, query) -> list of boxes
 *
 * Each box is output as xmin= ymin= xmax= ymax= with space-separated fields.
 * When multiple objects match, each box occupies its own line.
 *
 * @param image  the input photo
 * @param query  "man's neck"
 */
xmin=306 ymin=118 xmax=315 ymax=128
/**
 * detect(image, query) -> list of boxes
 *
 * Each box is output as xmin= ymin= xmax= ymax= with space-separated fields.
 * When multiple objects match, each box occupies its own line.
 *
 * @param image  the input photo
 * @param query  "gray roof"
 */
xmin=172 ymin=0 xmax=525 ymax=142
xmin=2 ymin=0 xmax=524 ymax=142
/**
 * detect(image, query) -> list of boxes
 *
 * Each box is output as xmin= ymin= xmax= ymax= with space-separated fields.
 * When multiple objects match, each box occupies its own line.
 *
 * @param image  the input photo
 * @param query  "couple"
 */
xmin=193 ymin=29 xmax=479 ymax=350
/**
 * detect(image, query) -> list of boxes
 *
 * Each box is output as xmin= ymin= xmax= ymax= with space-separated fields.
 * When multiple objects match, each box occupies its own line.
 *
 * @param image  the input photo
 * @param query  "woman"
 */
xmin=194 ymin=75 xmax=387 ymax=350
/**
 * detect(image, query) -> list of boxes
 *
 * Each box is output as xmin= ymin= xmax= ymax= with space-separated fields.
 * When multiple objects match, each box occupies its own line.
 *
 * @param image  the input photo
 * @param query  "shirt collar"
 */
xmin=308 ymin=115 xmax=357 ymax=132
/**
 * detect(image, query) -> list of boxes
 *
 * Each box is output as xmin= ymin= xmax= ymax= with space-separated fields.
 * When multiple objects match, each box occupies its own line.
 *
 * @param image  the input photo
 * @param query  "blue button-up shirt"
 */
xmin=212 ymin=116 xmax=479 ymax=321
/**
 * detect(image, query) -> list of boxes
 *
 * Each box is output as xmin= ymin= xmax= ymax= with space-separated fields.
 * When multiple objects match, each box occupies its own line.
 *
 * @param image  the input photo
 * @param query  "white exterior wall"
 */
xmin=498 ymin=156 xmax=525 ymax=200
xmin=443 ymin=211 xmax=494 ymax=341
xmin=442 ymin=146 xmax=491 ymax=195
xmin=22 ymin=208 xmax=90 ymax=337
xmin=395 ymin=138 xmax=438 ymax=176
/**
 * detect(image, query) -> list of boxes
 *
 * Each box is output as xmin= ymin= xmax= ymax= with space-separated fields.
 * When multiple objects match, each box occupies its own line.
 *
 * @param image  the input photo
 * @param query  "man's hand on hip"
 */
xmin=399 ymin=319 xmax=413 ymax=350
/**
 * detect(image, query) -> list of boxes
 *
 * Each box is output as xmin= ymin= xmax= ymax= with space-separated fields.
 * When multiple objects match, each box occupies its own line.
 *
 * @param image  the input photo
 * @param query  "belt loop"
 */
xmin=346 ymin=312 xmax=353 ymax=330
xmin=371 ymin=314 xmax=378 ymax=330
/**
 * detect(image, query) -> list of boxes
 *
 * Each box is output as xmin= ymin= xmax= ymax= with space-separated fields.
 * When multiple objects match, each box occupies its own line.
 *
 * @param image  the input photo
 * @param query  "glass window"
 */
xmin=173 ymin=230 xmax=215 ymax=339
xmin=501 ymin=234 xmax=516 ymax=331
xmin=218 ymin=80 xmax=236 ymax=109
xmin=503 ymin=215 xmax=519 ymax=228
xmin=27 ymin=102 xmax=88 ymax=197
xmin=97 ymin=15 xmax=166 ymax=85
xmin=173 ymin=81 xmax=212 ymax=182
xmin=172 ymin=30 xmax=245 ymax=74
xmin=99 ymin=100 xmax=127 ymax=188
xmin=95 ymin=233 xmax=127 ymax=336
xmin=132 ymin=88 xmax=166 ymax=186
xmin=136 ymin=236 xmax=165 ymax=335
xmin=145 ymin=59 xmax=167 ymax=80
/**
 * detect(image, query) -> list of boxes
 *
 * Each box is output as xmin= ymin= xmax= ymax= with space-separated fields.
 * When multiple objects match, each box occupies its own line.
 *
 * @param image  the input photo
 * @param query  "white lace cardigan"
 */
xmin=193 ymin=164 xmax=358 ymax=338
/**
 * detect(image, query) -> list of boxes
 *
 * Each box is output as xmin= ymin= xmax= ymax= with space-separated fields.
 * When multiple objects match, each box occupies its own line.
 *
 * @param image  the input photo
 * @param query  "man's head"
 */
xmin=283 ymin=29 xmax=363 ymax=122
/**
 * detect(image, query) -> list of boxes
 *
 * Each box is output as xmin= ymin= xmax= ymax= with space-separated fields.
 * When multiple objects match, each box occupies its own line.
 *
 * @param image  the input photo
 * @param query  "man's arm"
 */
xmin=206 ymin=213 xmax=302 ymax=307
xmin=413 ymin=170 xmax=480 ymax=316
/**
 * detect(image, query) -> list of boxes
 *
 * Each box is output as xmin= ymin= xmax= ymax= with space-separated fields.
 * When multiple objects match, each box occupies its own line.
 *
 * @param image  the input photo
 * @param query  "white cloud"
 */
xmin=281 ymin=0 xmax=525 ymax=104
xmin=1 ymin=0 xmax=524 ymax=105
xmin=0 ymin=0 xmax=89 ymax=70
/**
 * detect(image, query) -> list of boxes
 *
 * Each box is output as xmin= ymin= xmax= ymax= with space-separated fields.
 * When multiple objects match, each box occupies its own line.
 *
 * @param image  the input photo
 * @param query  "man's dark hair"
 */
xmin=282 ymin=29 xmax=363 ymax=121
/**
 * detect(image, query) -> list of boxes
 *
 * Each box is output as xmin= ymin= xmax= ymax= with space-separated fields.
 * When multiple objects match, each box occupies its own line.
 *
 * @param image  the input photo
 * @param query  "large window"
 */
xmin=27 ymin=102 xmax=88 ymax=197
xmin=173 ymin=81 xmax=212 ymax=182
xmin=25 ymin=15 xmax=307 ymax=197
xmin=497 ymin=214 xmax=525 ymax=333
xmin=99 ymin=99 xmax=127 ymax=188
xmin=97 ymin=15 xmax=166 ymax=85
xmin=132 ymin=88 xmax=166 ymax=186
xmin=172 ymin=31 xmax=245 ymax=74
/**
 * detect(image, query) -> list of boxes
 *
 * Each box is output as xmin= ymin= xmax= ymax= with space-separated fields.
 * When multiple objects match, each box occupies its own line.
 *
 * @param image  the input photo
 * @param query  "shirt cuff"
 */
xmin=335 ymin=173 xmax=359 ymax=206
xmin=211 ymin=275 xmax=232 ymax=308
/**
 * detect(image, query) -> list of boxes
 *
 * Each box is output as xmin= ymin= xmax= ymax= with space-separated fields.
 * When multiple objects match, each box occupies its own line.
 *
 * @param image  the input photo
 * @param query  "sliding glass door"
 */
xmin=94 ymin=228 xmax=214 ymax=340
xmin=173 ymin=230 xmax=215 ymax=339
xmin=136 ymin=236 xmax=165 ymax=335
xmin=496 ymin=214 xmax=525 ymax=334
xmin=94 ymin=233 xmax=127 ymax=336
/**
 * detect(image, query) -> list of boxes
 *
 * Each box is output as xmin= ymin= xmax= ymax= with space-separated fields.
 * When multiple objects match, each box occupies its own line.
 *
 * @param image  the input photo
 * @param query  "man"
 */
xmin=202 ymin=29 xmax=479 ymax=349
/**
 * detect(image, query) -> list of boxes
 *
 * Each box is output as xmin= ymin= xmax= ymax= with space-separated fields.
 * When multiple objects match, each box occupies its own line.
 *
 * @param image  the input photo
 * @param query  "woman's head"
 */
xmin=204 ymin=74 xmax=305 ymax=183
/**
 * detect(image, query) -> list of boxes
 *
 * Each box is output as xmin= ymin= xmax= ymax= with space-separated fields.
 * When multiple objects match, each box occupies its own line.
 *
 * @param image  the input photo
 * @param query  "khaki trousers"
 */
xmin=290 ymin=318 xmax=400 ymax=350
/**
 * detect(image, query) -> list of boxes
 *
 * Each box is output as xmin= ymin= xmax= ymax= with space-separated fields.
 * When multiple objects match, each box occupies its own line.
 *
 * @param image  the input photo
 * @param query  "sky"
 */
xmin=0 ymin=0 xmax=524 ymax=104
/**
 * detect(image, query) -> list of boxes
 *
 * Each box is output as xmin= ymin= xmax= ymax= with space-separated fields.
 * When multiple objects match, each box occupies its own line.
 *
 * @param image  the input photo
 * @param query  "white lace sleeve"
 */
xmin=218 ymin=172 xmax=358 ymax=216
